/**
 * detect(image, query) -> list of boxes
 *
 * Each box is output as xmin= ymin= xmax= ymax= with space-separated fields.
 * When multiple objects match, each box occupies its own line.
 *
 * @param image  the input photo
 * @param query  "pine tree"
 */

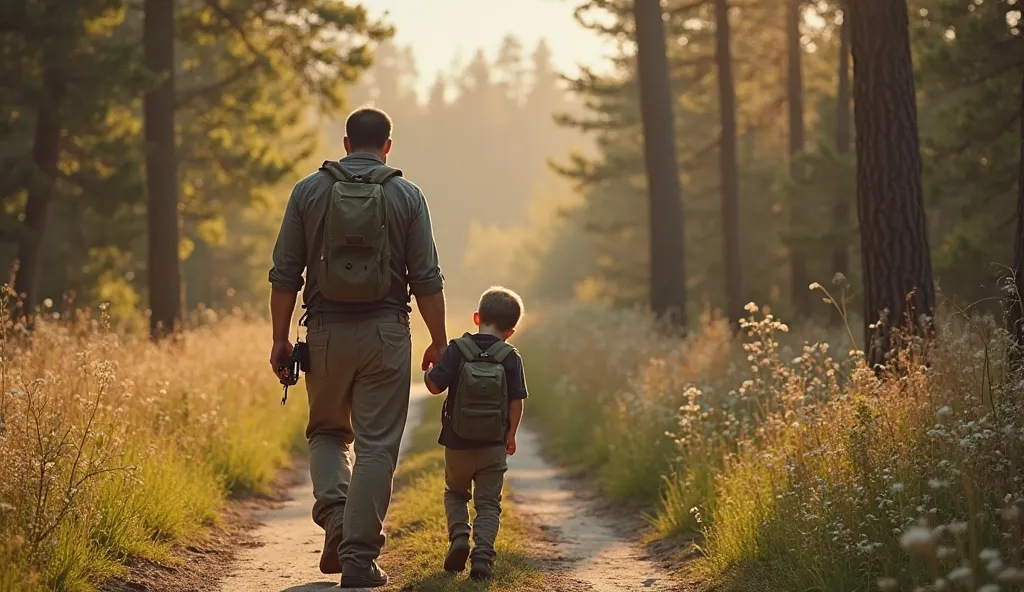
xmin=143 ymin=0 xmax=182 ymax=338
xmin=634 ymin=0 xmax=688 ymax=325
xmin=832 ymin=7 xmax=852 ymax=285
xmin=786 ymin=0 xmax=810 ymax=316
xmin=714 ymin=0 xmax=744 ymax=327
xmin=848 ymin=0 xmax=935 ymax=366
xmin=1009 ymin=72 xmax=1024 ymax=369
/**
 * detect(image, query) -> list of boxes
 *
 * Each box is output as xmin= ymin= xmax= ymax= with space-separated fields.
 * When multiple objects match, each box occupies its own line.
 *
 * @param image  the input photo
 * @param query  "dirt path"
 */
xmin=215 ymin=390 xmax=679 ymax=592
xmin=507 ymin=427 xmax=679 ymax=592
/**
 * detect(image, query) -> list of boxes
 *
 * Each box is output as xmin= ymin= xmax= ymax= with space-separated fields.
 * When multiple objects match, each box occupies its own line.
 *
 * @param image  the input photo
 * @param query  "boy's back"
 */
xmin=428 ymin=332 xmax=528 ymax=450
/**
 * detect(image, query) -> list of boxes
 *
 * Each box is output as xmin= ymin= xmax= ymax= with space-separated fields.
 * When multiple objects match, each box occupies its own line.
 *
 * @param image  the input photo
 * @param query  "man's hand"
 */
xmin=421 ymin=341 xmax=445 ymax=371
xmin=270 ymin=339 xmax=294 ymax=379
xmin=506 ymin=433 xmax=517 ymax=456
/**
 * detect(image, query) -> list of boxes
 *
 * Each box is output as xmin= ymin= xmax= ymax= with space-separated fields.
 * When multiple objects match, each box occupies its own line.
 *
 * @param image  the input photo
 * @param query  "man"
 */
xmin=268 ymin=106 xmax=448 ymax=588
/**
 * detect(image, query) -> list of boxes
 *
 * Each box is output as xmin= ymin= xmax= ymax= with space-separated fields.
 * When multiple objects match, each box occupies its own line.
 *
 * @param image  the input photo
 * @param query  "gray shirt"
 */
xmin=269 ymin=152 xmax=444 ymax=315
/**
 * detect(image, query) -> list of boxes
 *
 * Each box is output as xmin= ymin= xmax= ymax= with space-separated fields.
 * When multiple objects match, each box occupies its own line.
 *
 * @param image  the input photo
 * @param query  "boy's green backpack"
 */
xmin=318 ymin=162 xmax=402 ymax=302
xmin=448 ymin=336 xmax=515 ymax=442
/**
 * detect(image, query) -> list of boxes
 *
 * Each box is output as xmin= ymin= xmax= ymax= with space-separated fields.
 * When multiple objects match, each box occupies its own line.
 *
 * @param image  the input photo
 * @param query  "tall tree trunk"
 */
xmin=1008 ymin=72 xmax=1024 ymax=371
xmin=143 ymin=0 xmax=182 ymax=338
xmin=633 ymin=0 xmax=688 ymax=326
xmin=787 ymin=0 xmax=810 ymax=316
xmin=13 ymin=65 xmax=64 ymax=315
xmin=830 ymin=8 xmax=852 ymax=324
xmin=848 ymin=0 xmax=935 ymax=368
xmin=715 ymin=0 xmax=744 ymax=327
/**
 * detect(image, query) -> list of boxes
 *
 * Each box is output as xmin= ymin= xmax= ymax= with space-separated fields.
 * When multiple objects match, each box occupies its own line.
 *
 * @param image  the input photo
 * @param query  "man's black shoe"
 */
xmin=319 ymin=514 xmax=343 ymax=574
xmin=340 ymin=561 xmax=389 ymax=588
xmin=469 ymin=560 xmax=494 ymax=581
xmin=443 ymin=536 xmax=471 ymax=572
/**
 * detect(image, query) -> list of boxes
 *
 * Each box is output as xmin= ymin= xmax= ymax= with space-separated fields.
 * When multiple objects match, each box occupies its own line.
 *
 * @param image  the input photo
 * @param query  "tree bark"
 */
xmin=830 ymin=8 xmax=852 ymax=325
xmin=715 ymin=0 xmax=745 ymax=327
xmin=787 ymin=0 xmax=810 ymax=316
xmin=143 ymin=0 xmax=183 ymax=338
xmin=13 ymin=65 xmax=64 ymax=315
xmin=1008 ymin=72 xmax=1024 ymax=370
xmin=633 ymin=0 xmax=688 ymax=326
xmin=848 ymin=0 xmax=935 ymax=367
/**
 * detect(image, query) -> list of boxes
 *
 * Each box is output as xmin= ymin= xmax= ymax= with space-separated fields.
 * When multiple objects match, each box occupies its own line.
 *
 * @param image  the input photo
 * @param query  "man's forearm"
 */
xmin=508 ymin=399 xmax=524 ymax=436
xmin=415 ymin=290 xmax=448 ymax=345
xmin=270 ymin=289 xmax=298 ymax=343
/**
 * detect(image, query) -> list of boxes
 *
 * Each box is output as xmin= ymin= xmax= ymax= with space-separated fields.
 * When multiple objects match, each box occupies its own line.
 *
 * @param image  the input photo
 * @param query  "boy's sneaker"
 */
xmin=340 ymin=561 xmax=389 ymax=588
xmin=469 ymin=560 xmax=494 ymax=581
xmin=443 ymin=535 xmax=471 ymax=572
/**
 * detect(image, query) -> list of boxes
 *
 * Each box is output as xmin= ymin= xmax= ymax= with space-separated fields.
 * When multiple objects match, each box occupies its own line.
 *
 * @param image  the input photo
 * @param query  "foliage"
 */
xmin=552 ymin=0 xmax=1021 ymax=320
xmin=0 ymin=296 xmax=305 ymax=590
xmin=521 ymin=297 xmax=1024 ymax=591
xmin=0 ymin=0 xmax=389 ymax=320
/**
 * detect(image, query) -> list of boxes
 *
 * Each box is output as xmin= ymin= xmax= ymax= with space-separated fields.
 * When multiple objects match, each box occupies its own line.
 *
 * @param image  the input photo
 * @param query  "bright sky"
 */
xmin=360 ymin=0 xmax=614 ymax=98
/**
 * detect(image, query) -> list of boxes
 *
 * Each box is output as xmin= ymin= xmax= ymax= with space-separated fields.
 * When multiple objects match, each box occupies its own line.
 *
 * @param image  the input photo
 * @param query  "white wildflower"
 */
xmin=877 ymin=577 xmax=898 ymax=592
xmin=999 ymin=567 xmax=1024 ymax=584
xmin=979 ymin=549 xmax=1001 ymax=562
xmin=948 ymin=566 xmax=972 ymax=582
xmin=900 ymin=525 xmax=936 ymax=555
xmin=891 ymin=482 xmax=905 ymax=493
xmin=977 ymin=585 xmax=999 ymax=592
xmin=0 ymin=502 xmax=14 ymax=512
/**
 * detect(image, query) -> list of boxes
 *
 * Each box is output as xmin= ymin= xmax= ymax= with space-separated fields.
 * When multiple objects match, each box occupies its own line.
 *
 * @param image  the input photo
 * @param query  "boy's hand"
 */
xmin=505 ymin=433 xmax=517 ymax=456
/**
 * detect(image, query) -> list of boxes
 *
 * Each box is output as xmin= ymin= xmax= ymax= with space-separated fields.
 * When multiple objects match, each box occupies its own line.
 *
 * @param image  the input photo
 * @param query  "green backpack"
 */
xmin=318 ymin=162 xmax=402 ymax=302
xmin=447 ymin=336 xmax=515 ymax=442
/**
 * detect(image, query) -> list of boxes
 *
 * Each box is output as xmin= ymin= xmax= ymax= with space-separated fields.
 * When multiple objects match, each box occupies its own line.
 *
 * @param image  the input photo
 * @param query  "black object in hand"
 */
xmin=278 ymin=341 xmax=310 ymax=405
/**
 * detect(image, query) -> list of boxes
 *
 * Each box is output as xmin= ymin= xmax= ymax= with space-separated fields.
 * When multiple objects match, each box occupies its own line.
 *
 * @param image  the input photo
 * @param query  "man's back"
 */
xmin=268 ymin=106 xmax=449 ymax=588
xmin=269 ymin=151 xmax=443 ymax=316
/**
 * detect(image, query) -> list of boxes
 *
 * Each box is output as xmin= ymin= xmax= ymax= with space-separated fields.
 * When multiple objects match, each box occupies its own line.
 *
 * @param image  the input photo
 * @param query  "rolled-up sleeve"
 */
xmin=268 ymin=183 xmax=307 ymax=293
xmin=406 ymin=188 xmax=444 ymax=297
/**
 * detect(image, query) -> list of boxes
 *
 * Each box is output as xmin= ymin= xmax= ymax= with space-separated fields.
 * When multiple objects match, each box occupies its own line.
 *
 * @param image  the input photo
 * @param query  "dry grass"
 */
xmin=520 ymin=294 xmax=1024 ymax=591
xmin=0 ymin=302 xmax=306 ymax=591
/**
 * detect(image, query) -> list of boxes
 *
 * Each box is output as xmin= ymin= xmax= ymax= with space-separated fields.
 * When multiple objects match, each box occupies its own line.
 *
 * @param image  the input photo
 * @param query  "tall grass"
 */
xmin=0 ymin=302 xmax=306 ymax=591
xmin=520 ymin=299 xmax=1023 ymax=591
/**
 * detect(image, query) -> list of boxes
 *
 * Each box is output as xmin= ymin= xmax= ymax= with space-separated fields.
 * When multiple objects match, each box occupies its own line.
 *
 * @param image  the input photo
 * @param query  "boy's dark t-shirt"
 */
xmin=426 ymin=332 xmax=529 ymax=450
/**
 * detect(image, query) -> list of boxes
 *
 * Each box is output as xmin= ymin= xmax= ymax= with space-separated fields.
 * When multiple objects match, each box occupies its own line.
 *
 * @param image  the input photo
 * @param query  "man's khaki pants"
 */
xmin=444 ymin=445 xmax=508 ymax=564
xmin=304 ymin=313 xmax=411 ymax=569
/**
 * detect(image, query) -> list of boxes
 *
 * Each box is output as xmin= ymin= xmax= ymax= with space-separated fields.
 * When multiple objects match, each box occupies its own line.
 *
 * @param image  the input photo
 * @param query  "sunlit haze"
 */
xmin=361 ymin=0 xmax=613 ymax=98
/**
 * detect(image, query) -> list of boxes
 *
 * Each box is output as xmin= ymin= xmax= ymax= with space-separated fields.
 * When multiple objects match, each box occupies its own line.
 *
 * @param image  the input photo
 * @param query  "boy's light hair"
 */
xmin=477 ymin=286 xmax=524 ymax=333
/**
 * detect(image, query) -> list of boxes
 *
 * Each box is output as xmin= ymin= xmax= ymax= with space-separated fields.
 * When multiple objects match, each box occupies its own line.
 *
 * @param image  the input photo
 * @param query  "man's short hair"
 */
xmin=345 ymin=106 xmax=392 ymax=150
xmin=478 ymin=287 xmax=524 ymax=333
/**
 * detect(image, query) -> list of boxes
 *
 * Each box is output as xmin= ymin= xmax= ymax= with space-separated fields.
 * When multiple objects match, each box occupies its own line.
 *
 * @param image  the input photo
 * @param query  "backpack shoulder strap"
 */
xmin=453 ymin=335 xmax=483 ymax=361
xmin=367 ymin=165 xmax=403 ymax=185
xmin=320 ymin=161 xmax=351 ymax=183
xmin=482 ymin=341 xmax=515 ymax=364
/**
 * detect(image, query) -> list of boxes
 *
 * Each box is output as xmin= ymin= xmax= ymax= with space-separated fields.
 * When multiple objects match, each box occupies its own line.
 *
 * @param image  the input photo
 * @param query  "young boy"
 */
xmin=423 ymin=287 xmax=528 ymax=581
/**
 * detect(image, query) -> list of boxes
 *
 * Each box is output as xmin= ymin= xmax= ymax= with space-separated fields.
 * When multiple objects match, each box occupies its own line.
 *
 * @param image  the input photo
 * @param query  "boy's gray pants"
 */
xmin=303 ymin=313 xmax=412 ymax=569
xmin=444 ymin=444 xmax=508 ymax=563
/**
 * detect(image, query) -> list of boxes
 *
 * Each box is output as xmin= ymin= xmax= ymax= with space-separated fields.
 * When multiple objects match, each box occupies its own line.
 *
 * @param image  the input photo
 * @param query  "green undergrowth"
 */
xmin=379 ymin=394 xmax=542 ymax=592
